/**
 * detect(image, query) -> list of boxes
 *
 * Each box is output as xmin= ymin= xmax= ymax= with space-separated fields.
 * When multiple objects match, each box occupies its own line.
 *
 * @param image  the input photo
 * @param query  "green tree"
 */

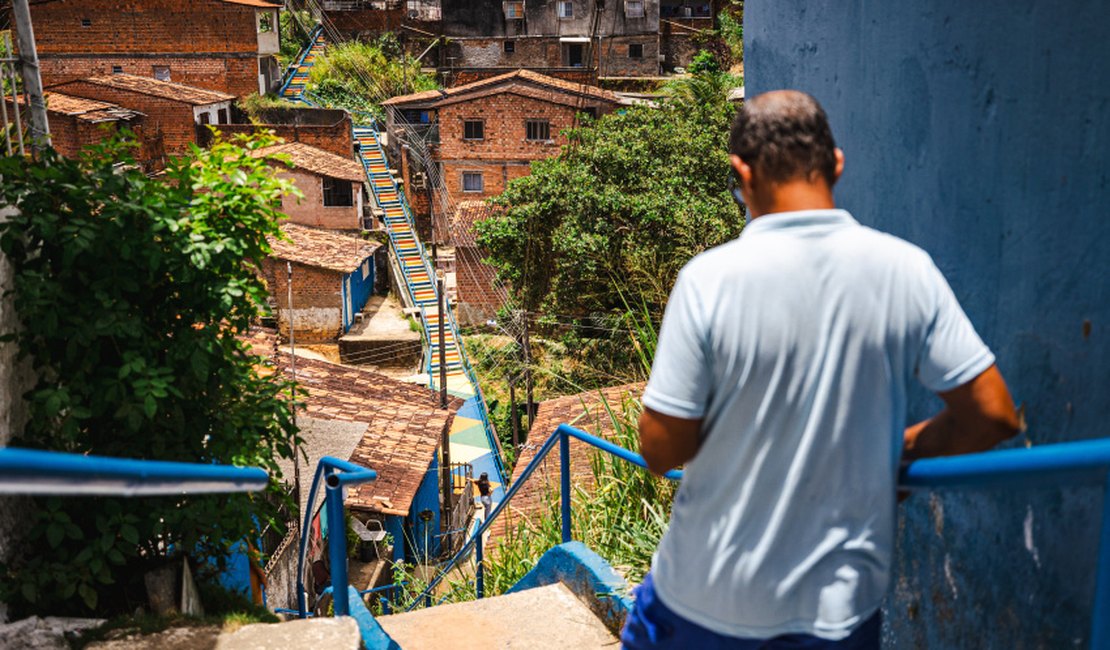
xmin=475 ymin=74 xmax=744 ymax=324
xmin=0 ymin=133 xmax=301 ymax=615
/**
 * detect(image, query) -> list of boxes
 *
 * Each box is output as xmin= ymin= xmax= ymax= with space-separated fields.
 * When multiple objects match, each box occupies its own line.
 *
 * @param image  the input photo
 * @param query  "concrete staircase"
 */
xmin=376 ymin=583 xmax=619 ymax=649
xmin=280 ymin=26 xmax=326 ymax=102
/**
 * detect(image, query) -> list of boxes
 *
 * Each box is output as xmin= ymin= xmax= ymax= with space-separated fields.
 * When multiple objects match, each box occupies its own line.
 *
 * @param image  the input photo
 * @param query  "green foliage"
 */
xmin=688 ymin=49 xmax=721 ymax=74
xmin=475 ymin=77 xmax=743 ymax=382
xmin=279 ymin=9 xmax=314 ymax=66
xmin=0 ymin=132 xmax=303 ymax=615
xmin=237 ymin=93 xmax=301 ymax=123
xmin=485 ymin=387 xmax=675 ymax=594
xmin=307 ymin=37 xmax=439 ymax=120
xmin=718 ymin=9 xmax=744 ymax=66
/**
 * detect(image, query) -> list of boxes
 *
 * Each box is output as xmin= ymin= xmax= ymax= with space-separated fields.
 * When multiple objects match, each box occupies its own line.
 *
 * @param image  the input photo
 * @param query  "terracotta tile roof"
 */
xmin=254 ymin=142 xmax=366 ymax=183
xmin=382 ymin=69 xmax=620 ymax=108
xmin=43 ymin=92 xmax=143 ymax=123
xmin=79 ymin=74 xmax=234 ymax=105
xmin=487 ymin=382 xmax=646 ymax=546
xmin=267 ymin=223 xmax=381 ymax=273
xmin=451 ymin=200 xmax=502 ymax=246
xmin=246 ymin=328 xmax=462 ymax=518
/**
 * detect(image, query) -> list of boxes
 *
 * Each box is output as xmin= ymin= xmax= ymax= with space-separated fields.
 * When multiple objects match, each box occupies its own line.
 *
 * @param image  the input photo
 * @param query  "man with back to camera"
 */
xmin=621 ymin=90 xmax=1020 ymax=649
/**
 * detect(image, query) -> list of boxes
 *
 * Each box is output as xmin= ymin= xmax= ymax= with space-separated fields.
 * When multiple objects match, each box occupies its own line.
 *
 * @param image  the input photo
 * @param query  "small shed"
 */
xmin=263 ymin=223 xmax=382 ymax=342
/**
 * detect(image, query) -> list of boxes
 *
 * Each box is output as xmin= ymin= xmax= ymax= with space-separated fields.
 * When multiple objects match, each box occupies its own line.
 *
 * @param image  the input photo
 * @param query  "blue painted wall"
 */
xmin=746 ymin=1 xmax=1109 ymax=646
xmin=342 ymin=254 xmax=376 ymax=332
xmin=407 ymin=455 xmax=442 ymax=561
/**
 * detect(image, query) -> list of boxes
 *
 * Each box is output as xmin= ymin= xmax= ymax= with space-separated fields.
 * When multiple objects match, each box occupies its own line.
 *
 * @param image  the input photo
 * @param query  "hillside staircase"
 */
xmin=279 ymin=25 xmax=326 ymax=103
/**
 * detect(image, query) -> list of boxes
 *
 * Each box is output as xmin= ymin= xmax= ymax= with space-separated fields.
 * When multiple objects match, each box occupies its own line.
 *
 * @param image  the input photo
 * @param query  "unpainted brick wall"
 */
xmin=323 ymin=7 xmax=407 ymax=39
xmin=455 ymin=245 xmax=501 ymax=327
xmin=448 ymin=68 xmax=595 ymax=87
xmin=434 ymin=90 xmax=615 ymax=206
xmin=26 ymin=0 xmax=266 ymax=96
xmin=207 ymin=121 xmax=354 ymax=159
xmin=262 ymin=259 xmax=345 ymax=343
xmin=48 ymin=79 xmax=201 ymax=154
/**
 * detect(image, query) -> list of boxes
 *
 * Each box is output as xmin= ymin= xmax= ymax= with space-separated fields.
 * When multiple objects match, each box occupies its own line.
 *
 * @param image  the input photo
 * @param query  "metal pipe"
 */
xmin=560 ymin=428 xmax=572 ymax=543
xmin=0 ymin=447 xmax=268 ymax=496
xmin=559 ymin=424 xmax=684 ymax=481
xmin=1091 ymin=471 xmax=1110 ymax=648
xmin=325 ymin=471 xmax=349 ymax=616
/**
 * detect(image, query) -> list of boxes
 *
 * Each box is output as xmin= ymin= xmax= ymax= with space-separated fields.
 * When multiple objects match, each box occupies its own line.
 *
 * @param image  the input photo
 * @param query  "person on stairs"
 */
xmin=475 ymin=472 xmax=492 ymax=522
xmin=623 ymin=90 xmax=1020 ymax=649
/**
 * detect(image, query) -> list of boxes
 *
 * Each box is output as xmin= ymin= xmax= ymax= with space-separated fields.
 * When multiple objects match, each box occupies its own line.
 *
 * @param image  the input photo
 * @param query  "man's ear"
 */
xmin=730 ymin=154 xmax=753 ymax=189
xmin=833 ymin=148 xmax=845 ymax=184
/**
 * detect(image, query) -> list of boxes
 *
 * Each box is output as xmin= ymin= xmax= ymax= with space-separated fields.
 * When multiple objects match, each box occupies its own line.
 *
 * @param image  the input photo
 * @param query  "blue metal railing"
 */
xmin=404 ymin=423 xmax=1110 ymax=646
xmin=295 ymin=456 xmax=377 ymax=618
xmin=0 ymin=447 xmax=268 ymax=496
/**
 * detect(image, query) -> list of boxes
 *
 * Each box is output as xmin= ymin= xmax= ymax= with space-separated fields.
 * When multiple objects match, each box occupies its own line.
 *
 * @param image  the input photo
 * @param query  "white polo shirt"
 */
xmin=644 ymin=209 xmax=994 ymax=640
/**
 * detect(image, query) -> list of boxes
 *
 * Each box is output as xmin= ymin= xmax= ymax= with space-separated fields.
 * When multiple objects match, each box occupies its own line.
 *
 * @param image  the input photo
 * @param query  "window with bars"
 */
xmin=504 ymin=1 xmax=524 ymax=19
xmin=462 ymin=172 xmax=484 ymax=193
xmin=463 ymin=120 xmax=485 ymax=140
xmin=628 ymin=43 xmax=644 ymax=58
xmin=323 ymin=177 xmax=354 ymax=207
xmin=525 ymin=119 xmax=551 ymax=142
xmin=625 ymin=0 xmax=645 ymax=18
xmin=556 ymin=1 xmax=573 ymax=18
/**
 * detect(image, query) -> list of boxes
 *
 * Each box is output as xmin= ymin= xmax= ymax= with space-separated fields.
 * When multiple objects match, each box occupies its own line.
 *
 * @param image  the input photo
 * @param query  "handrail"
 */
xmin=404 ymin=423 xmax=1110 ymax=647
xmin=0 ymin=447 xmax=269 ymax=496
xmin=295 ymin=455 xmax=377 ymax=619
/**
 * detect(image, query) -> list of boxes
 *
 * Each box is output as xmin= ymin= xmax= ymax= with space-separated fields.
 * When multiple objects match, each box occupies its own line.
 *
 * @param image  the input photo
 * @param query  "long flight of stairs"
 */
xmin=280 ymin=26 xmax=326 ymax=102
xmin=354 ymin=125 xmax=467 ymax=384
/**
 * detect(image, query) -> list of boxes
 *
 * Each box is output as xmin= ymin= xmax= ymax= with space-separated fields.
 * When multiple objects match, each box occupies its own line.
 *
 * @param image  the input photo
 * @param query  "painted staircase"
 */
xmin=354 ymin=125 xmax=509 ymax=499
xmin=279 ymin=26 xmax=326 ymax=102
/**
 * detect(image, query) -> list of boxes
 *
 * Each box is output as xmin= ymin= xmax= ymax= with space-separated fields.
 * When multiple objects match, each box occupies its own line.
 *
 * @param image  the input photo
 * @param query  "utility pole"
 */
xmin=11 ymin=0 xmax=50 ymax=153
xmin=436 ymin=271 xmax=452 ymax=520
xmin=507 ymin=374 xmax=520 ymax=448
xmin=519 ymin=310 xmax=534 ymax=430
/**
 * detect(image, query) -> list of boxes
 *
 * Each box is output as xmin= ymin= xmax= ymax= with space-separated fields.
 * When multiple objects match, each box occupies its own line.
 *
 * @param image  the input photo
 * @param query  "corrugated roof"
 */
xmin=267 ymin=223 xmax=381 ymax=273
xmin=486 ymin=383 xmax=646 ymax=546
xmin=80 ymin=74 xmax=234 ymax=105
xmin=382 ymin=69 xmax=620 ymax=108
xmin=255 ymin=142 xmax=366 ymax=183
xmin=40 ymin=91 xmax=144 ymax=123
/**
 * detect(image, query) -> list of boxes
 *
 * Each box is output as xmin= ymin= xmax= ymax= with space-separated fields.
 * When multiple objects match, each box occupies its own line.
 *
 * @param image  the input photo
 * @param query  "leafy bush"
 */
xmin=307 ymin=38 xmax=439 ymax=120
xmin=237 ymin=93 xmax=301 ymax=124
xmin=0 ymin=133 xmax=302 ymax=615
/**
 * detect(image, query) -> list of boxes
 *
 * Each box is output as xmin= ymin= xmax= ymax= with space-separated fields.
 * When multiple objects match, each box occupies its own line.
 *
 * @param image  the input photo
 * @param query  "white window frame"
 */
xmin=556 ymin=1 xmax=574 ymax=19
xmin=504 ymin=1 xmax=524 ymax=19
xmin=624 ymin=0 xmax=645 ymax=18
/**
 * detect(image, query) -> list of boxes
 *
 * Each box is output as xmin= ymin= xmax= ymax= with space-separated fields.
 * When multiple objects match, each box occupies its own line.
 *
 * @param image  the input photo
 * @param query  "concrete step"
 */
xmin=376 ymin=582 xmax=618 ymax=649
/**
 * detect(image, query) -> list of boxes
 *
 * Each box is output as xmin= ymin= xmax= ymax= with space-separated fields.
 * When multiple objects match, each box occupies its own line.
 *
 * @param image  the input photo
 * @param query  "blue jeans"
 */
xmin=621 ymin=572 xmax=881 ymax=650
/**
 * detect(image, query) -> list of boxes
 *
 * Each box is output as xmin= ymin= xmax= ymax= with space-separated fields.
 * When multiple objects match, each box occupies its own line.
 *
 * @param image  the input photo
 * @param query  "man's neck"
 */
xmin=748 ymin=180 xmax=836 ymax=219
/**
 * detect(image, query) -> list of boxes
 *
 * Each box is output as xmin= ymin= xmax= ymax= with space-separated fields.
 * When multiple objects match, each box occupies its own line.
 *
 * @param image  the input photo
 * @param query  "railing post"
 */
xmin=560 ymin=427 xmax=572 ymax=543
xmin=380 ymin=596 xmax=390 ymax=615
xmin=476 ymin=528 xmax=485 ymax=599
xmin=1092 ymin=472 xmax=1110 ymax=649
xmin=325 ymin=471 xmax=349 ymax=617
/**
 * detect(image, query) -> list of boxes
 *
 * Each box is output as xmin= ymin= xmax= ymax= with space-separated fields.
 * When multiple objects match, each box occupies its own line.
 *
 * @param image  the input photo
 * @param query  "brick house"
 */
xmin=382 ymin=70 xmax=621 ymax=236
xmin=22 ymin=0 xmax=282 ymax=97
xmin=451 ymin=201 xmax=504 ymax=327
xmin=47 ymin=74 xmax=234 ymax=155
xmin=27 ymin=90 xmax=160 ymax=161
xmin=254 ymin=142 xmax=368 ymax=231
xmin=262 ymin=223 xmax=382 ymax=342
xmin=322 ymin=0 xmax=715 ymax=78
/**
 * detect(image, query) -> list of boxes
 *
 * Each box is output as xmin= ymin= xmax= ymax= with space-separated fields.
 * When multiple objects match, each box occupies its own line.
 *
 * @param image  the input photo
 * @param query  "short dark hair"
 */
xmin=728 ymin=90 xmax=838 ymax=186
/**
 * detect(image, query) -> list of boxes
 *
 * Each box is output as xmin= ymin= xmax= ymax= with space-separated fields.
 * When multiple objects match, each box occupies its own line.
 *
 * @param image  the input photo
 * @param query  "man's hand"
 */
xmin=903 ymin=364 xmax=1021 ymax=462
xmin=639 ymin=407 xmax=703 ymax=476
